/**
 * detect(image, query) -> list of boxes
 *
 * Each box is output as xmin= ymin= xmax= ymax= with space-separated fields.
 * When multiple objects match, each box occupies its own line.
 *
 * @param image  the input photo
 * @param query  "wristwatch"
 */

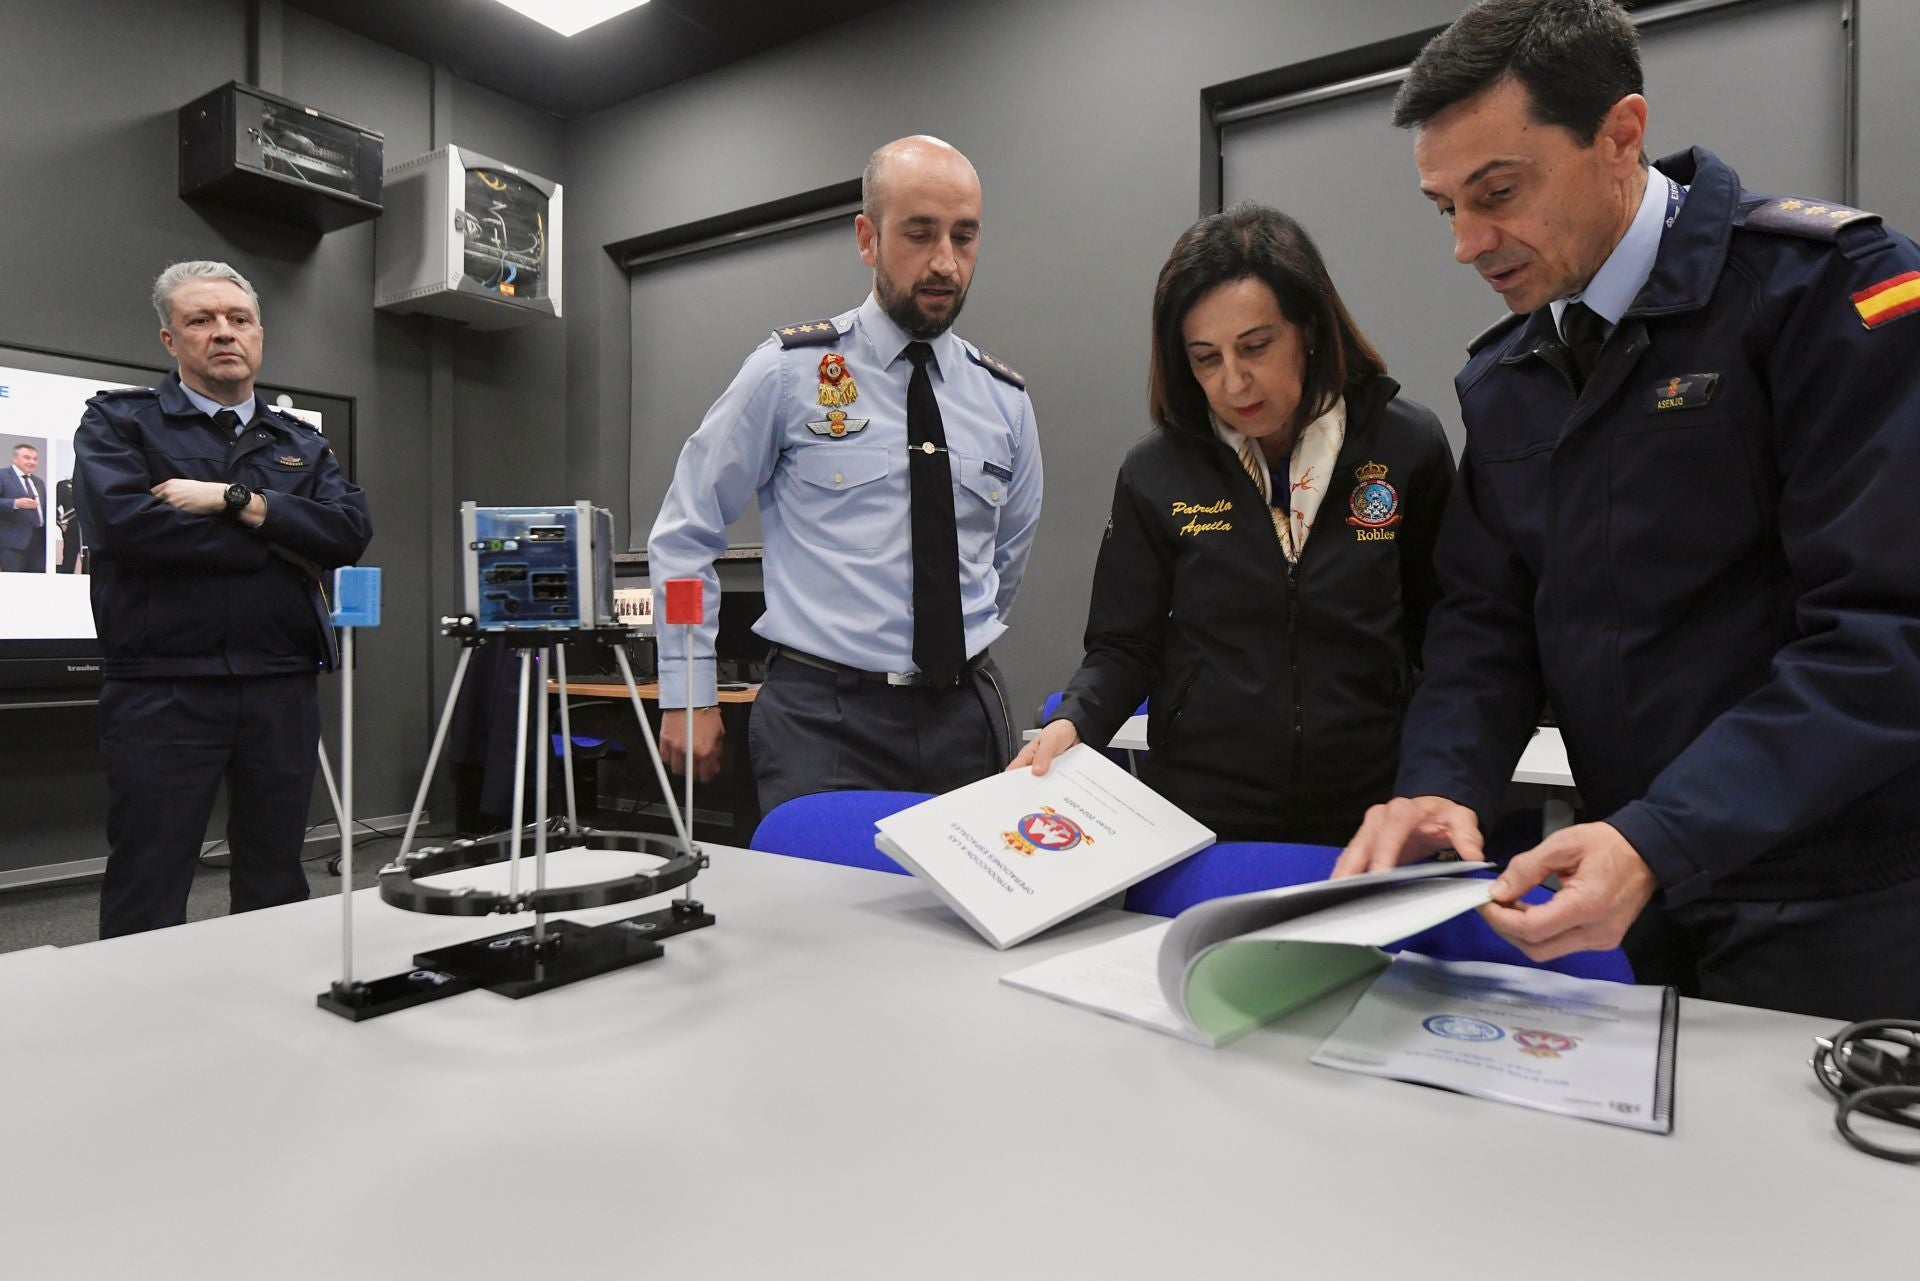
xmin=223 ymin=483 xmax=253 ymax=516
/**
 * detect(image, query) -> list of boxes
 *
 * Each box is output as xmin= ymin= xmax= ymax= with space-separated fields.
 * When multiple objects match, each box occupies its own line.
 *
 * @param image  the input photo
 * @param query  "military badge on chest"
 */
xmin=1346 ymin=460 xmax=1400 ymax=541
xmin=817 ymin=352 xmax=859 ymax=408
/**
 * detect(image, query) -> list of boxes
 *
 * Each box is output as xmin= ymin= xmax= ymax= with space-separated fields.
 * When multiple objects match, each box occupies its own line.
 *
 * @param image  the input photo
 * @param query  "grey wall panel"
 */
xmin=567 ymin=0 xmax=1471 ymax=724
xmin=0 ymin=0 xmax=571 ymax=879
xmin=1857 ymin=0 xmax=1920 ymax=229
xmin=1221 ymin=0 xmax=1848 ymax=453
xmin=626 ymin=217 xmax=866 ymax=551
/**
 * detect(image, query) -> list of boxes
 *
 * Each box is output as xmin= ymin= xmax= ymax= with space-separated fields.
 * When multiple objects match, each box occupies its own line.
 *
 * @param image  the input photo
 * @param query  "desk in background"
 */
xmin=0 ymin=846 xmax=1893 ymax=1280
xmin=550 ymin=679 xmax=759 ymax=844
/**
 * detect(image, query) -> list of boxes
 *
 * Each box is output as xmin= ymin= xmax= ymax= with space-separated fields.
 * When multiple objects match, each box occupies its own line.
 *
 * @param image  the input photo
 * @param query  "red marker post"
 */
xmin=662 ymin=578 xmax=705 ymax=867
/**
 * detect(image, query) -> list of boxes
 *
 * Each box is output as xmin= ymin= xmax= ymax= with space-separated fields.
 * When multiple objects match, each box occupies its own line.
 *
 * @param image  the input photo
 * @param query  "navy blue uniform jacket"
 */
xmin=1057 ymin=374 xmax=1454 ymax=843
xmin=1399 ymin=147 xmax=1920 ymax=905
xmin=74 ymin=374 xmax=372 ymax=679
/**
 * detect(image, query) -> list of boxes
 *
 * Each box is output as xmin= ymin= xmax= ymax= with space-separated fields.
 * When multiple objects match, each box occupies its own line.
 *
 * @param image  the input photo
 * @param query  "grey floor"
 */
xmin=0 ymin=827 xmax=440 ymax=953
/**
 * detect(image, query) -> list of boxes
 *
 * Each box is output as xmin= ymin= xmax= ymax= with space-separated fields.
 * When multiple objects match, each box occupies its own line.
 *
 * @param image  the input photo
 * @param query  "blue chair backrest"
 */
xmin=748 ymin=790 xmax=931 ymax=874
xmin=1124 ymin=841 xmax=1337 ymax=915
xmin=1125 ymin=841 xmax=1633 ymax=983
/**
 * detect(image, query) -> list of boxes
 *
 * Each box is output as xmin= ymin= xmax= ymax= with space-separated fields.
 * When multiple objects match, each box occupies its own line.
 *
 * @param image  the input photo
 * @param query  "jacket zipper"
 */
xmin=1285 ymin=557 xmax=1303 ymax=800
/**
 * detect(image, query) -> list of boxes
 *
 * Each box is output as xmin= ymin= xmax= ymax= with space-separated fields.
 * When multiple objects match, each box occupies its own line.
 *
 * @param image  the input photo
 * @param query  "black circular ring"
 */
xmin=378 ymin=826 xmax=701 ymax=917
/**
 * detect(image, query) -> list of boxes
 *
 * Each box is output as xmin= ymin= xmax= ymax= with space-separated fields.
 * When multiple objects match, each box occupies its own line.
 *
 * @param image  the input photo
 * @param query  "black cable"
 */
xmin=1811 ymin=1019 xmax=1920 ymax=1164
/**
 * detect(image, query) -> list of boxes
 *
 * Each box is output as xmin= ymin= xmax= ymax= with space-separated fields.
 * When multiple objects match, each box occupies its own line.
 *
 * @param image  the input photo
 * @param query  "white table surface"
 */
xmin=1 ymin=845 xmax=1892 ymax=1280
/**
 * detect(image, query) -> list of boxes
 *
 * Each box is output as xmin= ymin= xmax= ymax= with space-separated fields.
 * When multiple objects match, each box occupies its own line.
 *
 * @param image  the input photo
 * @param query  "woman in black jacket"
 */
xmin=1011 ymin=205 xmax=1455 ymax=843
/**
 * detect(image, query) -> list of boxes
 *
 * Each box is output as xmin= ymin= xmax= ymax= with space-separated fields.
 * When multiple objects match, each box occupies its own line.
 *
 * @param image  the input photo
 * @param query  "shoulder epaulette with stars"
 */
xmin=268 ymin=406 xmax=317 ymax=432
xmin=775 ymin=320 xmax=840 ymax=348
xmin=967 ymin=346 xmax=1026 ymax=389
xmin=1466 ymin=311 xmax=1523 ymax=356
xmin=1737 ymin=196 xmax=1880 ymax=243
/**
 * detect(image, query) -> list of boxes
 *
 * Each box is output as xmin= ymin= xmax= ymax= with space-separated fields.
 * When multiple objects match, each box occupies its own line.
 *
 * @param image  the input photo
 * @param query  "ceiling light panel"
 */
xmin=490 ymin=0 xmax=650 ymax=38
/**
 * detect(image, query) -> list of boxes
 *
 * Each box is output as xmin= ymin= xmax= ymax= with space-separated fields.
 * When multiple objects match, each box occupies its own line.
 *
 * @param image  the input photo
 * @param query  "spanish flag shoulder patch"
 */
xmin=1851 ymin=270 xmax=1920 ymax=330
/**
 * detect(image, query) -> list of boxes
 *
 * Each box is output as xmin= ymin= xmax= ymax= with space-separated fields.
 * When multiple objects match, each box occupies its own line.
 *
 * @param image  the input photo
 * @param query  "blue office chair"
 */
xmin=1124 ymin=841 xmax=1337 ymax=915
xmin=1124 ymin=841 xmax=1633 ymax=983
xmin=748 ymin=789 xmax=931 ymax=874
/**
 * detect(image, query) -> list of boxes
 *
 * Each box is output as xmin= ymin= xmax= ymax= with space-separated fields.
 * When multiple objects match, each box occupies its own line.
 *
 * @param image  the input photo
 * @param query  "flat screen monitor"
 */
xmin=0 ymin=342 xmax=354 ymax=706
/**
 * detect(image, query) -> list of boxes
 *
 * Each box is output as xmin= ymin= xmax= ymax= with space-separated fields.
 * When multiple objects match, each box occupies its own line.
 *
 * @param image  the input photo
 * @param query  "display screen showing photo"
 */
xmin=0 ymin=345 xmax=352 ymax=697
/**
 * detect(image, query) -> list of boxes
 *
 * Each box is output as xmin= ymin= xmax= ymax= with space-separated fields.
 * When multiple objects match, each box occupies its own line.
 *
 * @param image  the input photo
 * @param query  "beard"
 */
xmin=874 ymin=260 xmax=969 ymax=340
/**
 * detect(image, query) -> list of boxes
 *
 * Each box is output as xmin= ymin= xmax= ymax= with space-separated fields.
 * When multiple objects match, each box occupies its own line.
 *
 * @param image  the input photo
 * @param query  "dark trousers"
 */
xmin=747 ymin=652 xmax=1014 ymax=815
xmin=1624 ymin=875 xmax=1920 ymax=1021
xmin=98 ymin=674 xmax=319 ymax=938
xmin=0 ymin=526 xmax=43 ymax=571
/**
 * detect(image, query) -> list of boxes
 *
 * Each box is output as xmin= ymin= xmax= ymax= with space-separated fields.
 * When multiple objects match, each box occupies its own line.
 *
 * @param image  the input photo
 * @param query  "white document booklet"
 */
xmin=1311 ymin=952 xmax=1678 ymax=1133
xmin=873 ymin=744 xmax=1214 ymax=949
xmin=999 ymin=862 xmax=1495 ymax=1046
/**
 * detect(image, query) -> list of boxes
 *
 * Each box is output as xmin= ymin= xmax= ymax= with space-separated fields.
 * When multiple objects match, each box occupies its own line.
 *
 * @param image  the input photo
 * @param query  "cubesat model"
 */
xmin=317 ymin=503 xmax=712 ymax=1021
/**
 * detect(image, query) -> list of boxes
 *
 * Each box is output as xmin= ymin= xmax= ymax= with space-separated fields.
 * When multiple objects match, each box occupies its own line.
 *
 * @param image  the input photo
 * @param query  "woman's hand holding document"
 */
xmin=873 ymin=744 xmax=1214 ymax=950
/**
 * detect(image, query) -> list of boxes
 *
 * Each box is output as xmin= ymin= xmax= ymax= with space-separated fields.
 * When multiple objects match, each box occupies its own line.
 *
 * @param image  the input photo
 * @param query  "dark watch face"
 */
xmin=225 ymin=484 xmax=251 ymax=510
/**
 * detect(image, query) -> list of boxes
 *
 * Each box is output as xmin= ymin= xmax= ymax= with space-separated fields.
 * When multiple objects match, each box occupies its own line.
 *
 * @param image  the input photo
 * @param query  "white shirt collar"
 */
xmin=1553 ymin=165 xmax=1677 ymax=332
xmin=178 ymin=379 xmax=256 ymax=428
xmin=857 ymin=293 xmax=964 ymax=380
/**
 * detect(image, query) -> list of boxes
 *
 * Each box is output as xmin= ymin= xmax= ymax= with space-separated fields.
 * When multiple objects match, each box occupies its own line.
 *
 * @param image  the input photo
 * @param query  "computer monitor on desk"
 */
xmin=607 ymin=547 xmax=768 ymax=686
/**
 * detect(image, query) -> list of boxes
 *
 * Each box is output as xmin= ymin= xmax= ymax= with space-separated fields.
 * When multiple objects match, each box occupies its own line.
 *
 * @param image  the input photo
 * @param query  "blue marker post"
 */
xmin=328 ymin=566 xmax=381 ymax=995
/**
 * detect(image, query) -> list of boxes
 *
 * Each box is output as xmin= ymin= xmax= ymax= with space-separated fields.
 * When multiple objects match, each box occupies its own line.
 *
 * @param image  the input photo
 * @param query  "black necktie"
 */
xmin=904 ymin=341 xmax=964 ymax=686
xmin=214 ymin=409 xmax=242 ymax=437
xmin=1560 ymin=302 xmax=1606 ymax=391
xmin=24 ymin=473 xmax=41 ymax=527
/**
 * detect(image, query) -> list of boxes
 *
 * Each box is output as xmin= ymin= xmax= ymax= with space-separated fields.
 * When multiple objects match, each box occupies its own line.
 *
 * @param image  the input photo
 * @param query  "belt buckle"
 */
xmin=885 ymin=671 xmax=919 ymax=687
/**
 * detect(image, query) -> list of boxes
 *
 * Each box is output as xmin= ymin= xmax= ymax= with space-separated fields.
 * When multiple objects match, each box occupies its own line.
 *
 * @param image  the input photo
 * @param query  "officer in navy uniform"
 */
xmin=648 ymin=135 xmax=1042 ymax=813
xmin=74 ymin=261 xmax=372 ymax=937
xmin=1 ymin=443 xmax=49 ymax=571
xmin=1336 ymin=0 xmax=1920 ymax=1020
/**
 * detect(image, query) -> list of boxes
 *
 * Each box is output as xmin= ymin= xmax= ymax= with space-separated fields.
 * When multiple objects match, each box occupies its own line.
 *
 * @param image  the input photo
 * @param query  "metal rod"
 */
xmin=683 ymin=622 xmax=695 ymax=897
xmin=338 ymin=627 xmax=355 ymax=986
xmin=508 ymin=647 xmax=532 ymax=899
xmin=534 ymin=646 xmax=551 ymax=944
xmin=395 ymin=642 xmax=474 ymax=862
xmin=555 ymin=643 xmax=579 ymax=830
xmin=613 ymin=644 xmax=696 ymax=857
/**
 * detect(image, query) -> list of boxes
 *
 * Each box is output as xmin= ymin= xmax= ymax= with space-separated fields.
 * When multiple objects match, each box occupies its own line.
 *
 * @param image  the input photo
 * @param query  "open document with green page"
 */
xmin=873 ymin=744 xmax=1214 ymax=949
xmin=1311 ymin=952 xmax=1678 ymax=1133
xmin=999 ymin=862 xmax=1495 ymax=1046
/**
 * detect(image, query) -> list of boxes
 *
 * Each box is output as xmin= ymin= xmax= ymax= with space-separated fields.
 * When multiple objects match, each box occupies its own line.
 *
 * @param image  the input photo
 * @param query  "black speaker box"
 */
xmin=179 ymin=82 xmax=383 ymax=232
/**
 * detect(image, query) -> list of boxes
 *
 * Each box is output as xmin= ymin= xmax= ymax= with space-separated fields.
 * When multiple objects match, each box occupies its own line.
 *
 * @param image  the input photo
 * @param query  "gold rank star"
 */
xmin=780 ymin=327 xmax=798 ymax=336
xmin=1806 ymin=206 xmax=1829 ymax=216
xmin=1780 ymin=199 xmax=1805 ymax=211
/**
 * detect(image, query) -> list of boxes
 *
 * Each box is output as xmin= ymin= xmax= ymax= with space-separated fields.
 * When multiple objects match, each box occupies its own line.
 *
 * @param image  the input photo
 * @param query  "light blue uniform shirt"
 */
xmin=648 ymin=293 xmax=1044 ymax=707
xmin=178 ymin=382 xmax=257 ymax=432
xmin=1552 ymin=164 xmax=1680 ymax=339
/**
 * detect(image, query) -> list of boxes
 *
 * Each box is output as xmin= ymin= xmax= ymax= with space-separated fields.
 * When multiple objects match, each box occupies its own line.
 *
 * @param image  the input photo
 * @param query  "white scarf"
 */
xmin=1214 ymin=397 xmax=1346 ymax=563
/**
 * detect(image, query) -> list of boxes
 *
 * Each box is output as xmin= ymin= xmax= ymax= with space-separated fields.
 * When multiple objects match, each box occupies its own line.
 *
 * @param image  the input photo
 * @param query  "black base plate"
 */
xmin=315 ymin=901 xmax=716 ymax=1018
xmin=315 ymin=968 xmax=483 ymax=1021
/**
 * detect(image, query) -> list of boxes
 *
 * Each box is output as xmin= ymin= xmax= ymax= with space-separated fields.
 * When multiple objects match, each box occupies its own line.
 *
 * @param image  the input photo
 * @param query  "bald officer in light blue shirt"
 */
xmin=648 ymin=135 xmax=1043 ymax=813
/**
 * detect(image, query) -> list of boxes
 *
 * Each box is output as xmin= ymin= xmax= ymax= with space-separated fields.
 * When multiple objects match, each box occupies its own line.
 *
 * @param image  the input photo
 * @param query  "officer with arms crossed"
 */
xmin=75 ymin=261 xmax=372 ymax=937
xmin=648 ymin=135 xmax=1042 ymax=812
xmin=1335 ymin=0 xmax=1920 ymax=1020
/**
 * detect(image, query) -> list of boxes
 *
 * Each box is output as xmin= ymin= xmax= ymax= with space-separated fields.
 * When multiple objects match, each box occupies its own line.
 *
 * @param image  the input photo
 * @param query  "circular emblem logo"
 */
xmin=1422 ymin=1015 xmax=1505 ymax=1042
xmin=1349 ymin=479 xmax=1400 ymax=528
xmin=826 ymin=409 xmax=849 ymax=437
xmin=1513 ymin=1028 xmax=1579 ymax=1058
xmin=1017 ymin=811 xmax=1087 ymax=852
